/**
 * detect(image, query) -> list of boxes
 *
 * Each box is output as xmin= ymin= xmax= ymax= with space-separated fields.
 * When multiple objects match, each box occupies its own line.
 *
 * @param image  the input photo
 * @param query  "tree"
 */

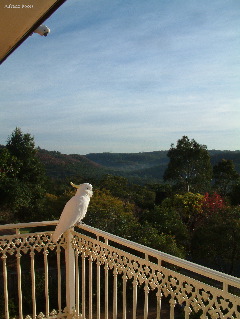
xmin=191 ymin=206 xmax=240 ymax=275
xmin=6 ymin=127 xmax=45 ymax=184
xmin=86 ymin=188 xmax=138 ymax=238
xmin=84 ymin=189 xmax=184 ymax=257
xmin=163 ymin=192 xmax=204 ymax=232
xmin=145 ymin=203 xmax=189 ymax=254
xmin=0 ymin=148 xmax=19 ymax=179
xmin=229 ymin=182 xmax=240 ymax=205
xmin=202 ymin=192 xmax=226 ymax=214
xmin=0 ymin=128 xmax=47 ymax=222
xmin=100 ymin=174 xmax=156 ymax=210
xmin=213 ymin=159 xmax=240 ymax=196
xmin=164 ymin=136 xmax=212 ymax=193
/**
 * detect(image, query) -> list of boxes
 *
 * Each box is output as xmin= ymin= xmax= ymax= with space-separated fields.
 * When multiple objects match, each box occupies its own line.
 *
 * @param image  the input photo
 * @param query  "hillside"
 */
xmin=2 ymin=145 xmax=240 ymax=184
xmin=86 ymin=149 xmax=240 ymax=170
xmin=35 ymin=148 xmax=240 ymax=185
xmin=85 ymin=151 xmax=168 ymax=171
xmin=84 ymin=151 xmax=168 ymax=183
xmin=36 ymin=148 xmax=108 ymax=180
xmin=209 ymin=150 xmax=240 ymax=172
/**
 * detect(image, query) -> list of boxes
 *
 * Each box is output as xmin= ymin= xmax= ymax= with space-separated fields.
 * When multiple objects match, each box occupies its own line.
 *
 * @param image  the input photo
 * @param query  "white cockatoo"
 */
xmin=52 ymin=182 xmax=93 ymax=243
xmin=33 ymin=24 xmax=50 ymax=37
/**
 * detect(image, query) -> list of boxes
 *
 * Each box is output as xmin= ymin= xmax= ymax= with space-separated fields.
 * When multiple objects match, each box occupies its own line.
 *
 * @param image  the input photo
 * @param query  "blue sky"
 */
xmin=0 ymin=0 xmax=240 ymax=154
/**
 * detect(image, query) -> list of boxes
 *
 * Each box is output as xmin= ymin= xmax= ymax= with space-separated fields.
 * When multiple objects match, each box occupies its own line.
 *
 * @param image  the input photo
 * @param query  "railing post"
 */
xmin=2 ymin=254 xmax=9 ymax=319
xmin=65 ymin=228 xmax=76 ymax=318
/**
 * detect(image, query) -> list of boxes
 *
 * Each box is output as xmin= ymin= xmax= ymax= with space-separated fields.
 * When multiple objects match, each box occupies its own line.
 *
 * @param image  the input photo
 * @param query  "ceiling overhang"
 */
xmin=0 ymin=0 xmax=67 ymax=64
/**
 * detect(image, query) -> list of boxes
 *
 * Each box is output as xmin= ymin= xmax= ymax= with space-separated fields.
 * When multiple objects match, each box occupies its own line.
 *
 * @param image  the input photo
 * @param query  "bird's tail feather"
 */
xmin=52 ymin=224 xmax=63 ymax=243
xmin=52 ymin=232 xmax=59 ymax=243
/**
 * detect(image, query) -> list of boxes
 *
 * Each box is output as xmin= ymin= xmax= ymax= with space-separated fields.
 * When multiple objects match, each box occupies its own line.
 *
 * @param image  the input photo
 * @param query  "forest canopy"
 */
xmin=1 ymin=128 xmax=240 ymax=276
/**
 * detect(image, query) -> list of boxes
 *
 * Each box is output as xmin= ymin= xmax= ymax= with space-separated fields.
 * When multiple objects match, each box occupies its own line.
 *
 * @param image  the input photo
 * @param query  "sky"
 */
xmin=0 ymin=0 xmax=240 ymax=154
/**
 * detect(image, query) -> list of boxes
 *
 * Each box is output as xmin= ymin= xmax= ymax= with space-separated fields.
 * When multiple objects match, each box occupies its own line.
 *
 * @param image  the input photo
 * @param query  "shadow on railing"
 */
xmin=0 ymin=221 xmax=240 ymax=319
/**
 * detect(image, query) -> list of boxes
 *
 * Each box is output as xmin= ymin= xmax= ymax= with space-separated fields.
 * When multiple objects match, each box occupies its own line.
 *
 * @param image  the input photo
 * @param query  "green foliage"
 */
xmin=147 ymin=183 xmax=172 ymax=205
xmin=6 ymin=128 xmax=35 ymax=157
xmin=0 ymin=148 xmax=19 ymax=179
xmin=1 ymin=128 xmax=240 ymax=277
xmin=162 ymin=192 xmax=204 ymax=232
xmin=131 ymin=184 xmax=156 ymax=209
xmin=0 ymin=128 xmax=47 ymax=223
xmin=0 ymin=298 xmax=17 ymax=319
xmin=27 ymin=145 xmax=240 ymax=185
xmin=146 ymin=204 xmax=189 ymax=250
xmin=229 ymin=182 xmax=240 ymax=205
xmin=36 ymin=148 xmax=107 ymax=181
xmin=86 ymin=151 xmax=168 ymax=171
xmin=155 ymin=192 xmax=236 ymax=264
xmin=100 ymin=174 xmax=156 ymax=210
xmin=164 ymin=136 xmax=212 ymax=193
xmin=6 ymin=128 xmax=44 ymax=183
xmin=191 ymin=206 xmax=240 ymax=275
xmin=44 ymin=192 xmax=70 ymax=220
xmin=213 ymin=159 xmax=240 ymax=196
xmin=100 ymin=175 xmax=129 ymax=198
xmin=85 ymin=189 xmax=183 ymax=257
xmin=210 ymin=150 xmax=240 ymax=173
xmin=86 ymin=188 xmax=139 ymax=238
xmin=133 ymin=221 xmax=185 ymax=258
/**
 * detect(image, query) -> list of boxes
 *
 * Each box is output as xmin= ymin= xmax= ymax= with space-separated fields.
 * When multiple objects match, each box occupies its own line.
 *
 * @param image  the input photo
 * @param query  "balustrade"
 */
xmin=0 ymin=221 xmax=239 ymax=318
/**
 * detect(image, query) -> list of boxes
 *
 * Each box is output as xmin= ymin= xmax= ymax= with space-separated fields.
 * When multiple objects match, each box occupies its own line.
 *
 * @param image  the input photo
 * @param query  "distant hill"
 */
xmin=85 ymin=151 xmax=169 ymax=183
xmin=36 ymin=148 xmax=108 ymax=180
xmin=209 ymin=150 xmax=240 ymax=172
xmin=2 ymin=146 xmax=239 ymax=184
xmin=85 ymin=150 xmax=240 ymax=183
xmin=85 ymin=151 xmax=168 ymax=171
xmin=36 ymin=148 xmax=240 ymax=184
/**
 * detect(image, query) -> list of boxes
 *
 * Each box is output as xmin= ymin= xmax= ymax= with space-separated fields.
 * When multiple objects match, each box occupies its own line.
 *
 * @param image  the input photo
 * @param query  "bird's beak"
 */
xmin=70 ymin=182 xmax=80 ymax=189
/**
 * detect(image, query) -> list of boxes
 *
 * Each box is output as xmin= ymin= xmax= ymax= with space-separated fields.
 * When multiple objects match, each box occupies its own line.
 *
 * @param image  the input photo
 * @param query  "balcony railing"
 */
xmin=0 ymin=220 xmax=240 ymax=319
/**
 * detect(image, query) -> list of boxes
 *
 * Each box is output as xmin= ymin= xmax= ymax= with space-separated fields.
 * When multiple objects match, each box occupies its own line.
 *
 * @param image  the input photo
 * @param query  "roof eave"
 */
xmin=0 ymin=0 xmax=67 ymax=65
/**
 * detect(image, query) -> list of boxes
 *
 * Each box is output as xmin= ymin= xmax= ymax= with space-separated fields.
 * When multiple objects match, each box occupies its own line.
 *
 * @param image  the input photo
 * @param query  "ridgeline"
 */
xmin=36 ymin=148 xmax=240 ymax=184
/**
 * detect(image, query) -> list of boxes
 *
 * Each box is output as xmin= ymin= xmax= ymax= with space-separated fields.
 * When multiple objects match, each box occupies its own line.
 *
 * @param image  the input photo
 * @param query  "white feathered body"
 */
xmin=52 ymin=183 xmax=92 ymax=243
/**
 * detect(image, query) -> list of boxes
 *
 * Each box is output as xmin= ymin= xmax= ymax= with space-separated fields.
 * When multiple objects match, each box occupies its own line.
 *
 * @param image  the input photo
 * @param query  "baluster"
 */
xmin=16 ymin=252 xmax=23 ymax=319
xmin=122 ymin=273 xmax=127 ymax=319
xmin=43 ymin=249 xmax=49 ymax=317
xmin=56 ymin=246 xmax=62 ymax=314
xmin=144 ymin=283 xmax=149 ymax=319
xmin=104 ymin=263 xmax=109 ymax=319
xmin=30 ymin=250 xmax=36 ymax=318
xmin=104 ymin=238 xmax=109 ymax=319
xmin=184 ymin=307 xmax=190 ymax=319
xmin=82 ymin=252 xmax=86 ymax=318
xmin=89 ymin=256 xmax=93 ymax=319
xmin=113 ymin=267 xmax=118 ymax=319
xmin=132 ymin=279 xmax=138 ymax=319
xmin=75 ymin=251 xmax=79 ymax=316
xmin=201 ymin=310 xmax=208 ymax=319
xmin=223 ymin=282 xmax=228 ymax=293
xmin=156 ymin=289 xmax=162 ymax=319
xmin=2 ymin=254 xmax=9 ymax=319
xmin=65 ymin=229 xmax=75 ymax=315
xmin=169 ymin=298 xmax=176 ymax=319
xmin=97 ymin=260 xmax=101 ymax=319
